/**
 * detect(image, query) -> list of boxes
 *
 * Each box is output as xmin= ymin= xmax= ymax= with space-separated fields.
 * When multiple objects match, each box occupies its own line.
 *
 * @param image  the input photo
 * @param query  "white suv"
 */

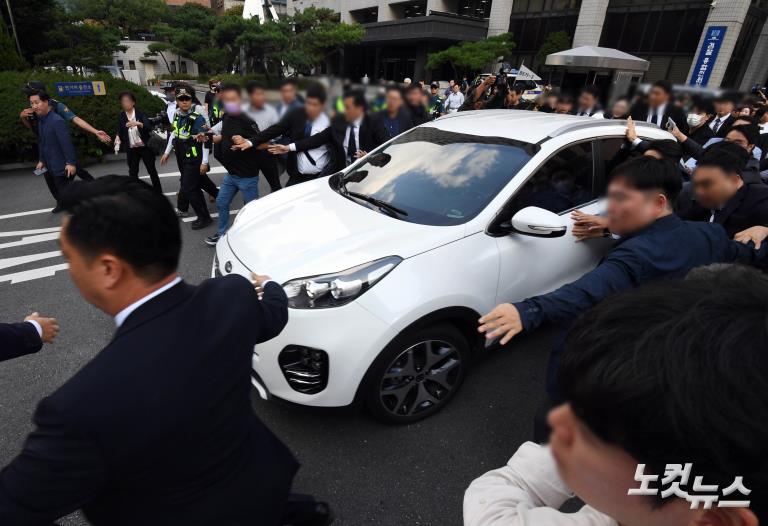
xmin=213 ymin=110 xmax=672 ymax=423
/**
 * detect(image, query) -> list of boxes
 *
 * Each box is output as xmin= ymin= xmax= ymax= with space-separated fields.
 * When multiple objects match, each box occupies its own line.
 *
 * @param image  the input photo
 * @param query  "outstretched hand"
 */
xmin=478 ymin=303 xmax=523 ymax=345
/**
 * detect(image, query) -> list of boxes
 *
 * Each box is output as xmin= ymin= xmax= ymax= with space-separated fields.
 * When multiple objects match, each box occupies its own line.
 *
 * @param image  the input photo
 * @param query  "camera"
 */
xmin=751 ymin=85 xmax=766 ymax=95
xmin=495 ymin=61 xmax=513 ymax=89
xmin=147 ymin=112 xmax=167 ymax=128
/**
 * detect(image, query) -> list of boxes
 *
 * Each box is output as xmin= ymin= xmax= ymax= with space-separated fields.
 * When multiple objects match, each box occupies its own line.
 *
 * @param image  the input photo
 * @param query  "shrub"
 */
xmin=0 ymin=70 xmax=166 ymax=163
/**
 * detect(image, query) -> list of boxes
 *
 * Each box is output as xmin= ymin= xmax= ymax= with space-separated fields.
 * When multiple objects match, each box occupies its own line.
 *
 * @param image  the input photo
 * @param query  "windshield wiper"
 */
xmin=345 ymin=191 xmax=409 ymax=217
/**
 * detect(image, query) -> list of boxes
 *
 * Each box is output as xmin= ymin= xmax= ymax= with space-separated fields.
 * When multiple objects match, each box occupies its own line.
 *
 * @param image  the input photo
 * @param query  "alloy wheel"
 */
xmin=378 ymin=339 xmax=463 ymax=417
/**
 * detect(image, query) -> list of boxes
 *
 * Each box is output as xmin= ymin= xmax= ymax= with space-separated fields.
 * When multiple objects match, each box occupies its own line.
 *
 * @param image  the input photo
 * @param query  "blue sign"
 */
xmin=54 ymin=81 xmax=107 ymax=97
xmin=690 ymin=26 xmax=727 ymax=87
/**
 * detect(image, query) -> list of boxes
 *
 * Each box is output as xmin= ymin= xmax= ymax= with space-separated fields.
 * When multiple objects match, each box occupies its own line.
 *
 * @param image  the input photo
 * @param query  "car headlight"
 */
xmin=282 ymin=256 xmax=401 ymax=309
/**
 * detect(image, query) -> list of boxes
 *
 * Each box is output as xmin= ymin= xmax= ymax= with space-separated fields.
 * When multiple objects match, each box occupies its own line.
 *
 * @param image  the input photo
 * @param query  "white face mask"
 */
xmin=687 ymin=113 xmax=704 ymax=128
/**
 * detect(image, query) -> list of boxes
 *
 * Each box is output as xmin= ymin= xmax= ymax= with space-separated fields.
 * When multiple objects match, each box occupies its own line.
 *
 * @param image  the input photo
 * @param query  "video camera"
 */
xmin=751 ymin=85 xmax=766 ymax=96
xmin=147 ymin=111 xmax=168 ymax=129
xmin=495 ymin=61 xmax=513 ymax=89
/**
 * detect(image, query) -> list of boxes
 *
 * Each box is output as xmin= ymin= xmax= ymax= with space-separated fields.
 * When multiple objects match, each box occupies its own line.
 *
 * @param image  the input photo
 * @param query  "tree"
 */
xmin=36 ymin=19 xmax=126 ymax=73
xmin=536 ymin=31 xmax=571 ymax=70
xmin=148 ymin=3 xmax=217 ymax=73
xmin=426 ymin=33 xmax=516 ymax=79
xmin=283 ymin=7 xmax=364 ymax=75
xmin=0 ymin=18 xmax=25 ymax=70
xmin=1 ymin=0 xmax=58 ymax=64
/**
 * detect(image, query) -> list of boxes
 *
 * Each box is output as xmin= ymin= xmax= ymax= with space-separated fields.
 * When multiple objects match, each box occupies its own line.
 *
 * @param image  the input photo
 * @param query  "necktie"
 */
xmin=346 ymin=125 xmax=357 ymax=165
xmin=713 ymin=118 xmax=721 ymax=132
xmin=304 ymin=121 xmax=312 ymax=137
xmin=649 ymin=109 xmax=656 ymax=125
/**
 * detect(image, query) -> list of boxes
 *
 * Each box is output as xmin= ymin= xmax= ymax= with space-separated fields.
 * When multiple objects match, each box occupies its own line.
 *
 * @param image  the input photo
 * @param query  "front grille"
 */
xmin=278 ymin=346 xmax=329 ymax=394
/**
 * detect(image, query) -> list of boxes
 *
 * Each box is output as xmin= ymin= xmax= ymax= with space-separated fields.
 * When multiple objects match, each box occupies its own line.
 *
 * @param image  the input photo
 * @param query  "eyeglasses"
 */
xmin=176 ymin=96 xmax=192 ymax=102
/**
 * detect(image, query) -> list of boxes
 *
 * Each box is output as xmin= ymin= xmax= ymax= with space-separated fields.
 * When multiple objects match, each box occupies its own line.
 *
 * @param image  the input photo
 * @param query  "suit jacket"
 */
xmin=249 ymin=107 xmax=322 ymax=177
xmin=292 ymin=114 xmax=388 ymax=172
xmin=512 ymin=214 xmax=766 ymax=395
xmin=373 ymin=108 xmax=415 ymax=140
xmin=679 ymin=182 xmax=768 ymax=238
xmin=37 ymin=111 xmax=77 ymax=178
xmin=710 ymin=114 xmax=735 ymax=138
xmin=0 ymin=276 xmax=298 ymax=526
xmin=115 ymin=108 xmax=154 ymax=152
xmin=0 ymin=322 xmax=42 ymax=363
xmin=630 ymin=103 xmax=689 ymax=135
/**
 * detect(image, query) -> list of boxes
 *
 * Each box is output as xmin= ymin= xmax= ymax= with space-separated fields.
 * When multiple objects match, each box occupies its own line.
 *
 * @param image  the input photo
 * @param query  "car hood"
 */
xmin=225 ymin=178 xmax=466 ymax=282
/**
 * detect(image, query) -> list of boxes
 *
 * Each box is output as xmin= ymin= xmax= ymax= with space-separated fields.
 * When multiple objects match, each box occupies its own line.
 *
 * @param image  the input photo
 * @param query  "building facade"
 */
xmin=287 ymin=0 xmax=768 ymax=88
xmin=112 ymin=40 xmax=200 ymax=86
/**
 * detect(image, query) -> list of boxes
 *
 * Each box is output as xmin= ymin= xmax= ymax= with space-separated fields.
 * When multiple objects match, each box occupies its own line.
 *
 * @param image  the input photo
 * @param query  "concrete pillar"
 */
xmin=686 ymin=0 xmax=750 ymax=88
xmin=739 ymin=17 xmax=768 ymax=91
xmin=377 ymin=0 xmax=396 ymax=20
xmin=487 ymin=0 xmax=514 ymax=37
xmin=572 ymin=0 xmax=609 ymax=47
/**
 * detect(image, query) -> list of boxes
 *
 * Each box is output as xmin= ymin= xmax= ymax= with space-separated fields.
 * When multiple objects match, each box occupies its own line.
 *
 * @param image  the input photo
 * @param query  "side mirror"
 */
xmin=509 ymin=206 xmax=567 ymax=238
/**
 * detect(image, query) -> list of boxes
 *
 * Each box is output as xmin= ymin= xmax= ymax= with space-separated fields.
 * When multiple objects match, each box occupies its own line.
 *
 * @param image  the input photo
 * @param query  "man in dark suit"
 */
xmin=679 ymin=141 xmax=768 ymax=238
xmin=30 ymin=90 xmax=81 ymax=212
xmin=374 ymin=86 xmax=415 ymax=139
xmin=0 ymin=176 xmax=298 ymax=525
xmin=630 ymin=80 xmax=689 ymax=135
xmin=269 ymin=90 xmax=388 ymax=173
xmin=0 ymin=313 xmax=59 ymax=363
xmin=477 ymin=157 xmax=768 ymax=440
xmin=240 ymin=83 xmax=332 ymax=187
xmin=574 ymin=85 xmax=603 ymax=117
xmin=710 ymin=92 xmax=738 ymax=138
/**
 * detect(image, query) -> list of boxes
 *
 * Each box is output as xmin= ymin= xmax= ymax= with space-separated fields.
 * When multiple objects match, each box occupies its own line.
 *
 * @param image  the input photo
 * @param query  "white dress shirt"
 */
xmin=25 ymin=320 xmax=42 ymax=338
xmin=464 ymin=442 xmax=618 ymax=526
xmin=288 ymin=113 xmax=330 ymax=175
xmin=114 ymin=277 xmax=182 ymax=328
xmin=444 ymin=91 xmax=465 ymax=113
xmin=646 ymin=102 xmax=666 ymax=127
xmin=709 ymin=113 xmax=729 ymax=132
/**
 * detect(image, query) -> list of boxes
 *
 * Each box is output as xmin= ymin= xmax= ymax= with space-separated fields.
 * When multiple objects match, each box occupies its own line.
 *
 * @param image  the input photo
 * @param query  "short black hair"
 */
xmin=609 ymin=156 xmax=682 ymax=204
xmin=245 ymin=80 xmax=265 ymax=93
xmin=728 ymin=123 xmax=760 ymax=146
xmin=690 ymin=97 xmax=715 ymax=115
xmin=557 ymin=94 xmax=574 ymax=105
xmin=385 ymin=85 xmax=403 ymax=96
xmin=60 ymin=176 xmax=181 ymax=283
xmin=219 ymin=82 xmax=242 ymax=95
xmin=29 ymin=89 xmax=50 ymax=102
xmin=645 ymin=139 xmax=682 ymax=163
xmin=733 ymin=114 xmax=758 ymax=125
xmin=580 ymin=85 xmax=600 ymax=98
xmin=117 ymin=91 xmax=136 ymax=103
xmin=280 ymin=78 xmax=298 ymax=88
xmin=698 ymin=140 xmax=749 ymax=175
xmin=651 ymin=79 xmax=672 ymax=95
xmin=343 ymin=89 xmax=367 ymax=110
xmin=304 ymin=82 xmax=327 ymax=103
xmin=560 ymin=265 xmax=768 ymax=522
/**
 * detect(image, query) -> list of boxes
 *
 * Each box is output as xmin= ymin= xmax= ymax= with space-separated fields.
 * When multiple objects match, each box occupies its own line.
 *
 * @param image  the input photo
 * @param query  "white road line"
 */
xmin=0 ymin=251 xmax=62 ymax=271
xmin=0 ymin=232 xmax=60 ymax=249
xmin=0 ymin=227 xmax=61 ymax=238
xmin=0 ymin=208 xmax=55 ymax=220
xmin=0 ymin=263 xmax=69 ymax=284
xmin=0 ymin=168 xmax=227 ymax=221
xmin=181 ymin=209 xmax=239 ymax=222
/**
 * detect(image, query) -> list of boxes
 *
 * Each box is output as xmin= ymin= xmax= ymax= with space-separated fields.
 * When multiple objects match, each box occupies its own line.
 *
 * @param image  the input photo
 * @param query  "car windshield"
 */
xmin=331 ymin=128 xmax=537 ymax=226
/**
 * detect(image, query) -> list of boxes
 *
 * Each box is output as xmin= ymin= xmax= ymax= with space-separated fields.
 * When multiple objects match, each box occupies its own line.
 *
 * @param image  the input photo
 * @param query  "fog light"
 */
xmin=279 ymin=346 xmax=329 ymax=394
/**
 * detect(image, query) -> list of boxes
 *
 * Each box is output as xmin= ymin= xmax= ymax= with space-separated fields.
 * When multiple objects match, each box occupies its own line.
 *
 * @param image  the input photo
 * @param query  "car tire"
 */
xmin=364 ymin=323 xmax=470 ymax=424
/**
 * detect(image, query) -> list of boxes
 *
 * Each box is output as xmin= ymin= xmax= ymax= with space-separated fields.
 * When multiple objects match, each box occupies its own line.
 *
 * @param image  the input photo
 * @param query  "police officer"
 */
xmin=160 ymin=87 xmax=213 ymax=230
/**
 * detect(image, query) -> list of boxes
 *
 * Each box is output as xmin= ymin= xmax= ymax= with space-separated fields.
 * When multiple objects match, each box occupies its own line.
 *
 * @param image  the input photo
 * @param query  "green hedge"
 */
xmin=0 ymin=71 xmax=166 ymax=164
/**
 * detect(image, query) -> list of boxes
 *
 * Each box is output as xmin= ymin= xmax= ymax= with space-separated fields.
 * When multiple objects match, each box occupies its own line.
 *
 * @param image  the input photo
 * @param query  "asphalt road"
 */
xmin=0 ymin=157 xmax=559 ymax=526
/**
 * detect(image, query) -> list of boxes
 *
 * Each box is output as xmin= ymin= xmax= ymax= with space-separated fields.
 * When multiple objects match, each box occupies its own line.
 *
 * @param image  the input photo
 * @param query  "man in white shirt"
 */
xmin=444 ymin=83 xmax=465 ymax=114
xmin=575 ymin=86 xmax=604 ymax=118
xmin=465 ymin=268 xmax=766 ymax=526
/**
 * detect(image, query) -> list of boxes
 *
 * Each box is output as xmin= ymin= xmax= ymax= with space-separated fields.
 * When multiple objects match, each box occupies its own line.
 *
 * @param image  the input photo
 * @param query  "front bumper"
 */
xmin=214 ymin=239 xmax=397 ymax=407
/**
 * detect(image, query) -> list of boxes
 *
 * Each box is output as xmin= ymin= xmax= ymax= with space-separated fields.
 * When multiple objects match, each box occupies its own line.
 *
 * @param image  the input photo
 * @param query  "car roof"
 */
xmin=426 ymin=110 xmax=671 ymax=144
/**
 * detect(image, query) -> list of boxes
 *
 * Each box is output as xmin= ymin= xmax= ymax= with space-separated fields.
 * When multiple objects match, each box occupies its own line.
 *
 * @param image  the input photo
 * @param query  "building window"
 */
xmin=170 ymin=61 xmax=177 ymax=73
xmin=722 ymin=3 xmax=768 ymax=87
xmin=350 ymin=7 xmax=378 ymax=23
xmin=116 ymin=59 xmax=124 ymax=69
xmin=180 ymin=61 xmax=188 ymax=73
xmin=507 ymin=1 xmax=580 ymax=68
xmin=128 ymin=60 xmax=136 ymax=70
xmin=458 ymin=0 xmax=491 ymax=18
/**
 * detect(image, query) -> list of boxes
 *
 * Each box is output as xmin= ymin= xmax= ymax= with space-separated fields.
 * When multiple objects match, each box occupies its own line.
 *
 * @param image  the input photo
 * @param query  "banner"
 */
xmin=516 ymin=65 xmax=542 ymax=82
xmin=690 ymin=26 xmax=727 ymax=87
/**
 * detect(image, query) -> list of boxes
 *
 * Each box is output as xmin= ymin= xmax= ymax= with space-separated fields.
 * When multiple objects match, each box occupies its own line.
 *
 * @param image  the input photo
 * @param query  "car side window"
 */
xmin=506 ymin=141 xmax=595 ymax=216
xmin=596 ymin=137 xmax=625 ymax=197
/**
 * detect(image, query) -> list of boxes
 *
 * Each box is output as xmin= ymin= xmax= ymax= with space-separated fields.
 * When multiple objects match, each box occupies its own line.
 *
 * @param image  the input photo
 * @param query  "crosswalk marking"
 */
xmin=0 ymin=250 xmax=62 ymax=271
xmin=0 ymin=232 xmax=60 ymax=250
xmin=0 ymin=263 xmax=69 ymax=284
xmin=0 ymin=227 xmax=61 ymax=238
